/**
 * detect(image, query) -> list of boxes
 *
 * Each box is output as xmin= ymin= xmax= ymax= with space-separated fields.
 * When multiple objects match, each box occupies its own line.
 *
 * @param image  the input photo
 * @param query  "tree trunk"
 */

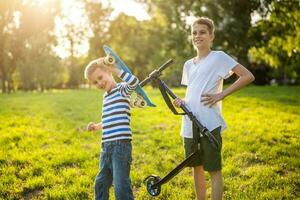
xmin=1 ymin=79 xmax=6 ymax=93
xmin=7 ymin=75 xmax=13 ymax=93
xmin=1 ymin=72 xmax=7 ymax=93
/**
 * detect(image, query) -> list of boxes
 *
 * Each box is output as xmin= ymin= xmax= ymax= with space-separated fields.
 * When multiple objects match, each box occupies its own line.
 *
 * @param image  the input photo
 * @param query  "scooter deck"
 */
xmin=103 ymin=45 xmax=155 ymax=107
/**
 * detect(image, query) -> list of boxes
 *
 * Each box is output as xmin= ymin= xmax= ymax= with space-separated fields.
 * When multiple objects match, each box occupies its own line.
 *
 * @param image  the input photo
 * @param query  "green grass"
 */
xmin=0 ymin=86 xmax=299 ymax=200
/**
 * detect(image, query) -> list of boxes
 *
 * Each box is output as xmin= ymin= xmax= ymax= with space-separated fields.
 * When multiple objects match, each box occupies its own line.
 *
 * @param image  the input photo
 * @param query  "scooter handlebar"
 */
xmin=140 ymin=59 xmax=173 ymax=87
xmin=157 ymin=59 xmax=173 ymax=73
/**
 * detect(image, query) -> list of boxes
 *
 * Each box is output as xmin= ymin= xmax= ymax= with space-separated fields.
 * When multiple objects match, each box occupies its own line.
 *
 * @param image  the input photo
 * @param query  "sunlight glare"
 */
xmin=53 ymin=0 xmax=150 ymax=58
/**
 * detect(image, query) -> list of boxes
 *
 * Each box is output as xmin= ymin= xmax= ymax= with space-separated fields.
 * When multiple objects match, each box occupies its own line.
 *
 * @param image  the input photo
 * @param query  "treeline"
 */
xmin=0 ymin=0 xmax=299 ymax=93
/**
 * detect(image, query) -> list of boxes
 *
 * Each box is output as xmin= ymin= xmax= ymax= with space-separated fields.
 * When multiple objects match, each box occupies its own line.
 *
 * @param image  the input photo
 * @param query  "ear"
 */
xmin=210 ymin=33 xmax=215 ymax=42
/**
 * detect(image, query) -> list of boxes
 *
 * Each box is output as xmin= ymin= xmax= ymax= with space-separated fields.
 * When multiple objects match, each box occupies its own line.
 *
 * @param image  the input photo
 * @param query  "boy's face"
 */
xmin=191 ymin=23 xmax=214 ymax=49
xmin=88 ymin=68 xmax=115 ymax=92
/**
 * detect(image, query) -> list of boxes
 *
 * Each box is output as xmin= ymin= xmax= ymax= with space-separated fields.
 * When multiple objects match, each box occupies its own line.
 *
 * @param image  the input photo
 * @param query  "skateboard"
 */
xmin=103 ymin=45 xmax=156 ymax=107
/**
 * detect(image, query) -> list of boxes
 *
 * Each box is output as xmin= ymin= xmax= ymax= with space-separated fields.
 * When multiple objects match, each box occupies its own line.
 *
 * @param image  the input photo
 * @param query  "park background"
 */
xmin=0 ymin=0 xmax=299 ymax=199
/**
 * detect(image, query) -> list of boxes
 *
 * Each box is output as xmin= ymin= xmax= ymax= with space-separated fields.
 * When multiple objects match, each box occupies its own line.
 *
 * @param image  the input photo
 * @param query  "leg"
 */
xmin=209 ymin=170 xmax=223 ymax=200
xmin=183 ymin=137 xmax=206 ymax=200
xmin=201 ymin=127 xmax=223 ymax=200
xmin=112 ymin=141 xmax=134 ymax=200
xmin=193 ymin=165 xmax=206 ymax=200
xmin=95 ymin=149 xmax=113 ymax=200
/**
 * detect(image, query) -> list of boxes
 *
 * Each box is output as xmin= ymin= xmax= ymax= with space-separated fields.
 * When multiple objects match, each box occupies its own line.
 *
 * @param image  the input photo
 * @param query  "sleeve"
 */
xmin=117 ymin=69 xmax=139 ymax=97
xmin=217 ymin=52 xmax=239 ymax=79
xmin=181 ymin=61 xmax=189 ymax=86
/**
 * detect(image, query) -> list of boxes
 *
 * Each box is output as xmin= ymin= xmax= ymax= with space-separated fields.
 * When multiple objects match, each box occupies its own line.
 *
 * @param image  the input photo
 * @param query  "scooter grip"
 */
xmin=158 ymin=59 xmax=173 ymax=73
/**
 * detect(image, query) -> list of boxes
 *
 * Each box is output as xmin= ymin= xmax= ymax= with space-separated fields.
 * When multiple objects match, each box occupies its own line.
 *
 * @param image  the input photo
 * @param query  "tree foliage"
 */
xmin=1 ymin=0 xmax=299 ymax=93
xmin=249 ymin=0 xmax=300 ymax=84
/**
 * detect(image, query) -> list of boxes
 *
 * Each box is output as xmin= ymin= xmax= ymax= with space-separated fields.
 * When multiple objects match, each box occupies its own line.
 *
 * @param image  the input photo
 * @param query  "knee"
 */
xmin=114 ymin=178 xmax=133 ymax=199
xmin=95 ymin=172 xmax=108 ymax=187
xmin=208 ymin=170 xmax=222 ymax=178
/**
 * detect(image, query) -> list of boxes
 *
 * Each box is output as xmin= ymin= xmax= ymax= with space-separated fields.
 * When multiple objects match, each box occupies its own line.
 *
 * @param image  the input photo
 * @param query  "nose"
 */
xmin=96 ymin=81 xmax=103 ymax=89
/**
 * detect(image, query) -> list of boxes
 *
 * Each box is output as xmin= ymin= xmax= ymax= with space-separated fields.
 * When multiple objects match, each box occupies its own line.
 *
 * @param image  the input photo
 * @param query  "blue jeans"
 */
xmin=95 ymin=140 xmax=134 ymax=200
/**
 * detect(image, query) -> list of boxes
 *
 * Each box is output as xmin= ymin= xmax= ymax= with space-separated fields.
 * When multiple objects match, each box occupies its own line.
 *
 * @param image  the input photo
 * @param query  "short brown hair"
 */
xmin=84 ymin=58 xmax=105 ymax=80
xmin=192 ymin=17 xmax=215 ymax=34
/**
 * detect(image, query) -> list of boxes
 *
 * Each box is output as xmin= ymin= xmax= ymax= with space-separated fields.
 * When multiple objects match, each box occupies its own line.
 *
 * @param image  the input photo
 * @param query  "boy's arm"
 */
xmin=221 ymin=64 xmax=255 ymax=98
xmin=113 ymin=67 xmax=139 ymax=96
xmin=201 ymin=64 xmax=255 ymax=107
xmin=118 ymin=70 xmax=139 ymax=96
xmin=105 ymin=65 xmax=139 ymax=96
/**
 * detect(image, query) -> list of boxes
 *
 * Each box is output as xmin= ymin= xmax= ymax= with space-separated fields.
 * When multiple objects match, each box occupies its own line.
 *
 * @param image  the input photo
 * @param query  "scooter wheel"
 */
xmin=145 ymin=175 xmax=161 ymax=196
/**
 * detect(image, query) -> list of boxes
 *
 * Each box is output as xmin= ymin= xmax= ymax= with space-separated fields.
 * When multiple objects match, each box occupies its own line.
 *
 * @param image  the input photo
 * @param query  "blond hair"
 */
xmin=84 ymin=58 xmax=105 ymax=80
xmin=192 ymin=17 xmax=215 ymax=34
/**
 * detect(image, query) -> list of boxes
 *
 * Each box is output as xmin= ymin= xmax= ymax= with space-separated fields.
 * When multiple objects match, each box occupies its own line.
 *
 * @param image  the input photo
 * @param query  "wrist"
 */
xmin=96 ymin=123 xmax=102 ymax=129
xmin=220 ymin=92 xmax=226 ymax=100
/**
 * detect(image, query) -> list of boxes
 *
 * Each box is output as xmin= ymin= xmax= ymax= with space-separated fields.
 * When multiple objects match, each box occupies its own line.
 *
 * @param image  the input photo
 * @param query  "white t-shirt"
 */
xmin=181 ymin=51 xmax=238 ymax=138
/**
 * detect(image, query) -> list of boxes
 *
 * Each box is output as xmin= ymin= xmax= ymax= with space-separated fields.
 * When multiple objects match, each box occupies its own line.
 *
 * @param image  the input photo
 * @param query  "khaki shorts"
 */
xmin=183 ymin=126 xmax=222 ymax=171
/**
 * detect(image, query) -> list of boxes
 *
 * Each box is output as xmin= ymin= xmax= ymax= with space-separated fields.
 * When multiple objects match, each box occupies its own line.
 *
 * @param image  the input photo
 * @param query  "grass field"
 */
xmin=0 ymin=86 xmax=299 ymax=200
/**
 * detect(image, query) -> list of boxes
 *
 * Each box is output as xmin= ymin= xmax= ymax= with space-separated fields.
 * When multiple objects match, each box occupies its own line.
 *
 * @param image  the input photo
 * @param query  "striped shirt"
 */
xmin=101 ymin=70 xmax=139 ymax=143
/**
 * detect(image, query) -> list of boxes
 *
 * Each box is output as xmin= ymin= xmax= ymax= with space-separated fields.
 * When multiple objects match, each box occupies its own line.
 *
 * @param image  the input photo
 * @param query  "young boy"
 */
xmin=173 ymin=17 xmax=255 ymax=200
xmin=84 ymin=57 xmax=138 ymax=200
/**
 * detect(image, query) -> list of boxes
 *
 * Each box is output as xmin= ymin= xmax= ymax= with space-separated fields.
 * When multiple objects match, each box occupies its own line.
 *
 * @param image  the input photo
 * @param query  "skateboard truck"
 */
xmin=131 ymin=95 xmax=146 ymax=108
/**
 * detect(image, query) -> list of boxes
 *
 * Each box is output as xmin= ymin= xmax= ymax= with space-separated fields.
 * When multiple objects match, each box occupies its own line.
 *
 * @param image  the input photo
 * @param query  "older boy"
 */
xmin=174 ymin=17 xmax=255 ymax=200
xmin=84 ymin=57 xmax=138 ymax=200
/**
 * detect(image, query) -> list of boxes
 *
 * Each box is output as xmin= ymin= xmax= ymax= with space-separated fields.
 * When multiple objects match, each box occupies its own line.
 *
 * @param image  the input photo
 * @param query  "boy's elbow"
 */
xmin=248 ymin=73 xmax=255 ymax=83
xmin=250 ymin=73 xmax=255 ymax=83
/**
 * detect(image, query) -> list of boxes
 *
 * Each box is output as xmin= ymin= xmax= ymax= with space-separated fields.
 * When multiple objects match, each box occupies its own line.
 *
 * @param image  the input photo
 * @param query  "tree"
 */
xmin=17 ymin=0 xmax=61 ymax=91
xmin=17 ymin=35 xmax=64 ymax=91
xmin=0 ymin=0 xmax=62 ymax=92
xmin=249 ymin=0 xmax=300 ymax=84
xmin=138 ymin=0 xmax=264 ymax=85
xmin=84 ymin=0 xmax=112 ymax=60
xmin=107 ymin=13 xmax=170 ymax=81
xmin=56 ymin=0 xmax=90 ymax=87
xmin=0 ymin=0 xmax=20 ymax=93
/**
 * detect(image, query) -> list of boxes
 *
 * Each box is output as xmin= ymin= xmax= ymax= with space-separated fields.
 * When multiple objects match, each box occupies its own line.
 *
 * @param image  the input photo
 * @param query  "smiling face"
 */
xmin=191 ymin=23 xmax=214 ymax=50
xmin=88 ymin=68 xmax=115 ymax=92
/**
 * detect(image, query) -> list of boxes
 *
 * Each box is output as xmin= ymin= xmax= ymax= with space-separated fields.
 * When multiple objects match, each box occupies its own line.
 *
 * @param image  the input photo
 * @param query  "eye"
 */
xmin=97 ymin=75 xmax=103 ymax=81
xmin=93 ymin=81 xmax=97 ymax=85
xmin=192 ymin=31 xmax=197 ymax=35
xmin=201 ymin=30 xmax=209 ymax=34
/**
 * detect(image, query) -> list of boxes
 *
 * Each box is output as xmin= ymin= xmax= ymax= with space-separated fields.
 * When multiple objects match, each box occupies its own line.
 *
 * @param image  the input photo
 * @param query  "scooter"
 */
xmin=140 ymin=59 xmax=220 ymax=196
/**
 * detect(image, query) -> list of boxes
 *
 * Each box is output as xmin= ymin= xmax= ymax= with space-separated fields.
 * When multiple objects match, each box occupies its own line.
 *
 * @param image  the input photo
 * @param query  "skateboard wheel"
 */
xmin=140 ymin=100 xmax=146 ymax=107
xmin=104 ymin=55 xmax=115 ymax=65
xmin=134 ymin=96 xmax=146 ymax=108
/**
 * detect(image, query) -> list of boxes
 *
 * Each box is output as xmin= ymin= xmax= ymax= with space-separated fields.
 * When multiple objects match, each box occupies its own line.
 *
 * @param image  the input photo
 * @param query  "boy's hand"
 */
xmin=87 ymin=122 xmax=102 ymax=132
xmin=201 ymin=92 xmax=224 ymax=107
xmin=173 ymin=97 xmax=185 ymax=108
